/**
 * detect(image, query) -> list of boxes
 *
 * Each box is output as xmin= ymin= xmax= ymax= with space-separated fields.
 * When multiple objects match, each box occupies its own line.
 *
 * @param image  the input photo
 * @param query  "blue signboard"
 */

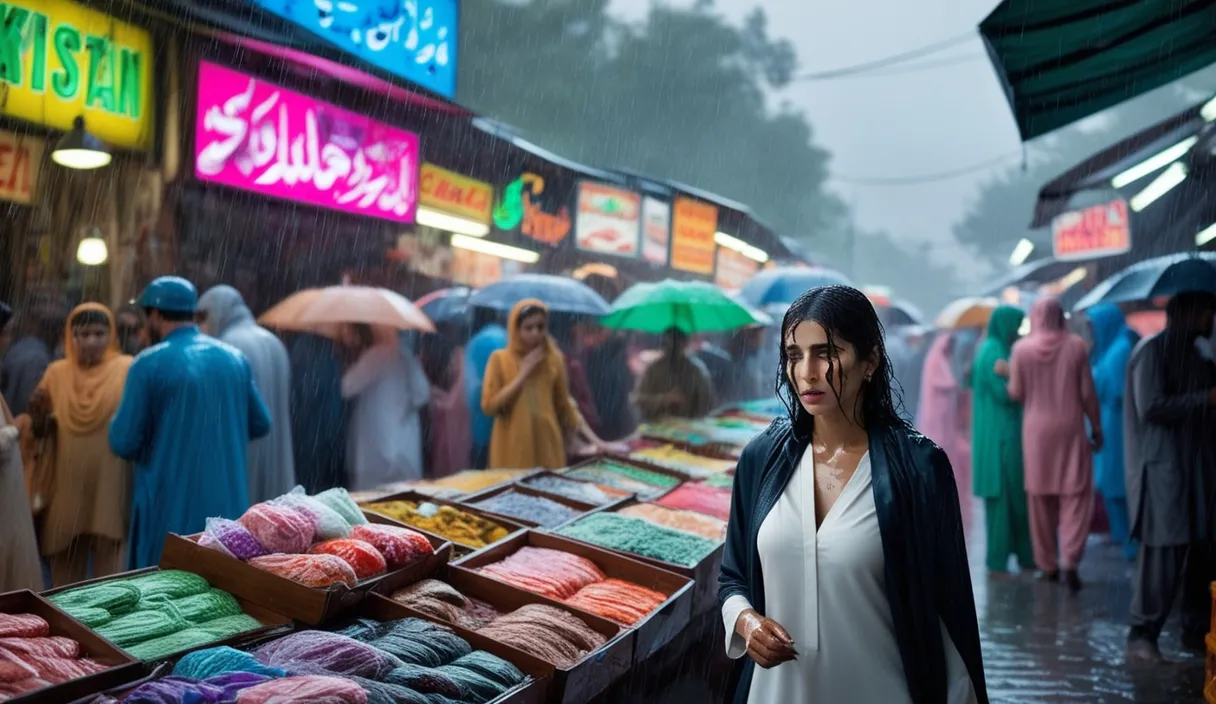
xmin=253 ymin=0 xmax=458 ymax=99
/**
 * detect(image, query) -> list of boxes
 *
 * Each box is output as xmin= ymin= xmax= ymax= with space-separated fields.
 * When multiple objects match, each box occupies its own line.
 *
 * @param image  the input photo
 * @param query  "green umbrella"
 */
xmin=600 ymin=280 xmax=762 ymax=334
xmin=981 ymin=0 xmax=1216 ymax=141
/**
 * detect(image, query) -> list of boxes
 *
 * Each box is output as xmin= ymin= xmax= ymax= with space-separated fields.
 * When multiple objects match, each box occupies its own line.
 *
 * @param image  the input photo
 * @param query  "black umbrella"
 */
xmin=1073 ymin=252 xmax=1216 ymax=310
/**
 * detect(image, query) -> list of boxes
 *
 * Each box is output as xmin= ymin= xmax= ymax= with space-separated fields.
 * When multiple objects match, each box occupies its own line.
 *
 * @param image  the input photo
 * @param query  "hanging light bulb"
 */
xmin=52 ymin=116 xmax=112 ymax=170
xmin=77 ymin=236 xmax=108 ymax=266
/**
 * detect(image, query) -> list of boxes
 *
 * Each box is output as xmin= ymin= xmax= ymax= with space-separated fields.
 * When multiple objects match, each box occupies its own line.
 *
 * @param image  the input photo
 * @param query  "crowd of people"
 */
xmin=0 ymin=276 xmax=768 ymax=592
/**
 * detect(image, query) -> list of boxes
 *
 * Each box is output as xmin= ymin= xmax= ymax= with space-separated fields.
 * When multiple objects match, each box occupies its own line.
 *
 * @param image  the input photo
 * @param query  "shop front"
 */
xmin=0 ymin=0 xmax=161 ymax=308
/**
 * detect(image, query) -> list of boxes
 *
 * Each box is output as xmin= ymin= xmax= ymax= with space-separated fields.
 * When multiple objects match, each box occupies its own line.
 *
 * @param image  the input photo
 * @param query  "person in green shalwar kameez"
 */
xmin=970 ymin=305 xmax=1035 ymax=574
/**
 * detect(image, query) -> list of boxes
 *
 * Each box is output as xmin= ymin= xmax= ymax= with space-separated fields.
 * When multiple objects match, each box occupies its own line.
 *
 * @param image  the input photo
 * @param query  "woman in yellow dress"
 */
xmin=29 ymin=303 xmax=133 ymax=585
xmin=481 ymin=299 xmax=616 ymax=469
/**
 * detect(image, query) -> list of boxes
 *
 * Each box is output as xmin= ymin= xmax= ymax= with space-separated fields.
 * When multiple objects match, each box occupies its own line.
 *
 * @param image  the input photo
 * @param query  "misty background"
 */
xmin=455 ymin=0 xmax=1216 ymax=313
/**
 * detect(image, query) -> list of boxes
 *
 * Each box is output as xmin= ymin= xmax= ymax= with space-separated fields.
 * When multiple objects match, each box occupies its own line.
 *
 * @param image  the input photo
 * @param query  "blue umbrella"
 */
xmin=469 ymin=274 xmax=611 ymax=316
xmin=740 ymin=266 xmax=853 ymax=307
xmin=1073 ymin=253 xmax=1216 ymax=311
xmin=418 ymin=287 xmax=473 ymax=323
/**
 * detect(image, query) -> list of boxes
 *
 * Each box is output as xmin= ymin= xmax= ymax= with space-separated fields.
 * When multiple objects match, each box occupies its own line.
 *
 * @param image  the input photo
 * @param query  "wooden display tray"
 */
xmin=461 ymin=482 xmax=604 ymax=529
xmin=371 ymin=562 xmax=632 ymax=704
xmin=560 ymin=456 xmax=690 ymax=501
xmin=159 ymin=521 xmax=452 ymax=626
xmin=613 ymin=446 xmax=737 ymax=482
xmin=360 ymin=594 xmax=550 ymax=704
xmin=557 ymin=497 xmax=726 ymax=615
xmin=360 ymin=490 xmax=528 ymax=556
xmin=41 ymin=567 xmax=294 ymax=663
xmin=452 ymin=531 xmax=693 ymax=664
xmin=0 ymin=589 xmax=145 ymax=704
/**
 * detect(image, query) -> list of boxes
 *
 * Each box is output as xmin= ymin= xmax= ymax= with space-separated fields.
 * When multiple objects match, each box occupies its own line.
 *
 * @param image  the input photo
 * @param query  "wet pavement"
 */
xmin=967 ymin=501 xmax=1206 ymax=703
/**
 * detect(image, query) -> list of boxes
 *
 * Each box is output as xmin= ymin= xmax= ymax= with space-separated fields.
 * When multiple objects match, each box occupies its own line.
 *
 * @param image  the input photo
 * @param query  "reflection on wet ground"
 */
xmin=967 ymin=504 xmax=1205 ymax=704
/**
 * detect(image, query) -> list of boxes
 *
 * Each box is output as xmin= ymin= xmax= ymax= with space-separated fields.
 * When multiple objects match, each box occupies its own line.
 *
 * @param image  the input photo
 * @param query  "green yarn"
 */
xmin=125 ymin=570 xmax=211 ymax=600
xmin=126 ymin=628 xmax=224 ymax=660
xmin=702 ymin=472 xmax=734 ymax=489
xmin=315 ymin=487 xmax=370 ymax=527
xmin=96 ymin=603 xmax=191 ymax=648
xmin=557 ymin=512 xmax=718 ymax=567
xmin=49 ymin=581 xmax=142 ymax=615
xmin=62 ymin=605 xmax=113 ymax=628
xmin=172 ymin=589 xmax=244 ymax=623
xmin=196 ymin=614 xmax=263 ymax=638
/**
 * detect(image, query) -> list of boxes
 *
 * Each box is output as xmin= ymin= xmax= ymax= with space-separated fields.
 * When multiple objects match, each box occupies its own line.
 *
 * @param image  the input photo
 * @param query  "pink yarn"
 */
xmin=235 ymin=675 xmax=368 ymax=704
xmin=238 ymin=503 xmax=315 ymax=554
xmin=349 ymin=524 xmax=434 ymax=569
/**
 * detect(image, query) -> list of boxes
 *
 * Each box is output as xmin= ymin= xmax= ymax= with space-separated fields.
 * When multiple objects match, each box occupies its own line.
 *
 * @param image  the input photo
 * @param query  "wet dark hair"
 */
xmin=1166 ymin=291 xmax=1216 ymax=323
xmin=71 ymin=309 xmax=110 ymax=330
xmin=145 ymin=307 xmax=195 ymax=323
xmin=516 ymin=305 xmax=546 ymax=327
xmin=777 ymin=285 xmax=907 ymax=440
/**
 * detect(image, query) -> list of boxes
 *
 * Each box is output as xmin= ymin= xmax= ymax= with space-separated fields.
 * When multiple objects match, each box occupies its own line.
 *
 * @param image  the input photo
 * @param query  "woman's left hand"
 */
xmin=598 ymin=441 xmax=630 ymax=455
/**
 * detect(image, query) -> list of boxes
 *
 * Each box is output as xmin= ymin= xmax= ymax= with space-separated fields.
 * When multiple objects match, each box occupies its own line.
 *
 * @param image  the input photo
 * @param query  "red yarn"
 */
xmin=565 ymin=578 xmax=667 ymax=626
xmin=350 ymin=524 xmax=434 ymax=569
xmin=248 ymin=553 xmax=358 ymax=588
xmin=0 ymin=636 xmax=80 ymax=659
xmin=0 ymin=614 xmax=48 ymax=639
xmin=308 ymin=539 xmax=388 ymax=580
xmin=655 ymin=482 xmax=731 ymax=521
xmin=475 ymin=546 xmax=605 ymax=600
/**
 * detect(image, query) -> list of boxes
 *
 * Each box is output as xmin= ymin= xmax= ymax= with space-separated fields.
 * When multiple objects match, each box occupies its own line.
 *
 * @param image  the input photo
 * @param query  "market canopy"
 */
xmin=980 ymin=0 xmax=1216 ymax=141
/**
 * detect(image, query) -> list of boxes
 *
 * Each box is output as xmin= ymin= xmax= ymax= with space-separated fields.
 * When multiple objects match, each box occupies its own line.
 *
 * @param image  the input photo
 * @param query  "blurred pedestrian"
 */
xmin=634 ymin=328 xmax=715 ymax=421
xmin=198 ymin=285 xmax=296 ymax=503
xmin=289 ymin=334 xmax=347 ymax=493
xmin=1008 ymin=297 xmax=1100 ymax=591
xmin=917 ymin=333 xmax=969 ymax=481
xmin=1086 ymin=303 xmax=1137 ymax=561
xmin=1 ymin=310 xmax=60 ymax=415
xmin=481 ymin=300 xmax=615 ymax=470
xmin=109 ymin=277 xmax=271 ymax=568
xmin=29 ymin=304 xmax=133 ymax=585
xmin=339 ymin=324 xmax=430 ymax=490
xmin=885 ymin=328 xmax=918 ymax=422
xmin=1125 ymin=292 xmax=1216 ymax=662
xmin=465 ymin=313 xmax=507 ymax=469
xmin=970 ymin=306 xmax=1033 ymax=575
xmin=719 ymin=285 xmax=986 ymax=703
xmin=0 ymin=299 xmax=41 ymax=592
xmin=115 ymin=304 xmax=146 ymax=356
xmin=418 ymin=327 xmax=470 ymax=478
xmin=577 ymin=322 xmax=636 ymax=441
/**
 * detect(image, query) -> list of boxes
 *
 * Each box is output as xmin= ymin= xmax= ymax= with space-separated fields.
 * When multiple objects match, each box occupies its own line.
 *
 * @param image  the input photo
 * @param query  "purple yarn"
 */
xmin=204 ymin=517 xmax=270 ymax=560
xmin=253 ymin=631 xmax=399 ymax=679
xmin=120 ymin=673 xmax=271 ymax=703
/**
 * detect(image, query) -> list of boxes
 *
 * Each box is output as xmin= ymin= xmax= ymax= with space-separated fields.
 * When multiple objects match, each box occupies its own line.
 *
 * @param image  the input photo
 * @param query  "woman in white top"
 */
xmin=718 ymin=285 xmax=987 ymax=703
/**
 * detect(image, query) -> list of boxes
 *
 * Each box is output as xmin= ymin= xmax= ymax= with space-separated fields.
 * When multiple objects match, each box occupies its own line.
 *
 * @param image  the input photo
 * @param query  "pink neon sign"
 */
xmin=194 ymin=61 xmax=419 ymax=223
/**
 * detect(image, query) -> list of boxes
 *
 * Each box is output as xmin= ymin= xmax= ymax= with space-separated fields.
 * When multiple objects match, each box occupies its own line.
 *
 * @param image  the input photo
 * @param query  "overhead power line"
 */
xmin=803 ymin=53 xmax=985 ymax=81
xmin=793 ymin=31 xmax=978 ymax=82
xmin=831 ymin=150 xmax=1025 ymax=186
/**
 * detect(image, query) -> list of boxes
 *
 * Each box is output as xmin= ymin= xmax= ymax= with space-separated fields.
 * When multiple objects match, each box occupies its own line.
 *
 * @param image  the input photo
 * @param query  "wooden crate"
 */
xmin=560 ymin=456 xmax=690 ymax=501
xmin=41 ymin=567 xmax=293 ymax=663
xmin=0 ymin=589 xmax=146 ymax=704
xmin=461 ymin=482 xmax=605 ymax=529
xmin=361 ymin=490 xmax=528 ymax=556
xmin=453 ymin=530 xmax=694 ymax=664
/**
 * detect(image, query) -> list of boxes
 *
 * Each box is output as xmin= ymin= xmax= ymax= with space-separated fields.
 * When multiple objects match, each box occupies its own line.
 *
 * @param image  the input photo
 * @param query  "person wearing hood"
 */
xmin=198 ymin=285 xmax=295 ymax=504
xmin=634 ymin=328 xmax=715 ymax=422
xmin=0 ymin=299 xmax=41 ymax=592
xmin=27 ymin=304 xmax=134 ymax=585
xmin=917 ymin=332 xmax=970 ymax=498
xmin=1008 ymin=297 xmax=1101 ymax=592
xmin=110 ymin=277 xmax=272 ymax=568
xmin=969 ymin=306 xmax=1034 ymax=575
xmin=1086 ymin=303 xmax=1137 ymax=562
xmin=482 ymin=299 xmax=616 ymax=470
xmin=339 ymin=323 xmax=430 ymax=491
xmin=1125 ymin=292 xmax=1216 ymax=662
xmin=465 ymin=314 xmax=507 ymax=469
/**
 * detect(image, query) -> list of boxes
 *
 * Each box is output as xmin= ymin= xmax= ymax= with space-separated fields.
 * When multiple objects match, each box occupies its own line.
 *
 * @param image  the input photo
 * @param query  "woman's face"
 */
xmin=73 ymin=323 xmax=111 ymax=366
xmin=785 ymin=319 xmax=875 ymax=419
xmin=518 ymin=312 xmax=547 ymax=351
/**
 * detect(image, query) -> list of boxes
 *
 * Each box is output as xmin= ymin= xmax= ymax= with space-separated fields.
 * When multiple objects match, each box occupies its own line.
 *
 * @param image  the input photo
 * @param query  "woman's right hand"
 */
xmin=520 ymin=347 xmax=546 ymax=377
xmin=735 ymin=608 xmax=797 ymax=668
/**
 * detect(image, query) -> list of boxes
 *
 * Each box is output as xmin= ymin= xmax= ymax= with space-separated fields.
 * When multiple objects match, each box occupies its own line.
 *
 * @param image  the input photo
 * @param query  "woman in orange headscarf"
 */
xmin=482 ymin=299 xmax=615 ymax=469
xmin=28 ymin=303 xmax=133 ymax=585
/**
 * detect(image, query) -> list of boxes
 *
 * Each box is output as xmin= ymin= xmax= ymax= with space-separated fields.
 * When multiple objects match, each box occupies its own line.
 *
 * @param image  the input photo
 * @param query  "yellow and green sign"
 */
xmin=0 ymin=0 xmax=154 ymax=150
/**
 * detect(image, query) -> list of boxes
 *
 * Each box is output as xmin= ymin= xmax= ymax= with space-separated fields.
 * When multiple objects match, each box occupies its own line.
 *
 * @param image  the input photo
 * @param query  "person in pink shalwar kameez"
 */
xmin=1008 ymin=298 xmax=1101 ymax=591
xmin=916 ymin=333 xmax=972 ymax=516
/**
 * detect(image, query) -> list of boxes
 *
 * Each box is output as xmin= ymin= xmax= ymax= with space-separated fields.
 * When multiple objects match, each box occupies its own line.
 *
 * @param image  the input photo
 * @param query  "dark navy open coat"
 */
xmin=718 ymin=417 xmax=988 ymax=704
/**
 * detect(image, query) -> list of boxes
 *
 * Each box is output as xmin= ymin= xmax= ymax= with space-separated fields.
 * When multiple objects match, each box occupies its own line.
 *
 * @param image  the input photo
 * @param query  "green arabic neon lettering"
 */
xmin=492 ymin=176 xmax=525 ymax=230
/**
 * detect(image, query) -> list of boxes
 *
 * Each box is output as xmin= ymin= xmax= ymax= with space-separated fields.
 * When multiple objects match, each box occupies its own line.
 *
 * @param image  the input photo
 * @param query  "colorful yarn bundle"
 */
xmin=558 ymin=512 xmax=718 ymax=567
xmin=0 ymin=613 xmax=112 ymax=700
xmin=565 ymin=461 xmax=680 ymax=499
xmin=47 ymin=581 xmax=141 ymax=617
xmin=617 ymin=502 xmax=727 ymax=541
xmin=359 ymin=501 xmax=510 ymax=549
xmin=238 ymin=503 xmax=316 ymax=555
xmin=273 ymin=487 xmax=354 ymax=540
xmin=472 ymin=491 xmax=581 ymax=527
xmin=174 ymin=645 xmax=287 ymax=680
xmin=308 ymin=539 xmax=388 ymax=580
xmin=235 ymin=675 xmax=368 ymax=704
xmin=565 ymin=579 xmax=668 ymax=626
xmin=96 ymin=602 xmax=191 ymax=647
xmin=477 ymin=604 xmax=606 ymax=668
xmin=168 ymin=590 xmax=244 ymax=623
xmin=349 ymin=524 xmax=435 ymax=568
xmin=202 ymin=517 xmax=270 ymax=560
xmin=656 ymin=481 xmax=732 ymax=521
xmin=362 ymin=619 xmax=472 ymax=668
xmin=314 ymin=488 xmax=370 ymax=527
xmin=629 ymin=445 xmax=735 ymax=478
xmin=247 ymin=554 xmax=358 ymax=589
xmin=119 ymin=672 xmax=273 ymax=703
xmin=521 ymin=474 xmax=629 ymax=506
xmin=254 ymin=631 xmax=398 ymax=680
xmin=124 ymin=614 xmax=264 ymax=660
xmin=388 ymin=580 xmax=502 ymax=629
xmin=475 ymin=546 xmax=605 ymax=600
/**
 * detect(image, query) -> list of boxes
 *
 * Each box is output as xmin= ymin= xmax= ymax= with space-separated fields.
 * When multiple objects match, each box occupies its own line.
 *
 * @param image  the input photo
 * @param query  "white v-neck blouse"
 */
xmin=722 ymin=449 xmax=977 ymax=703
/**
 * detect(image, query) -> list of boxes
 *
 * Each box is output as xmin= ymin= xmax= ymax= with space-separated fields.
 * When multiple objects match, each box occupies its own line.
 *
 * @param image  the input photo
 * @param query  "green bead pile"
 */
xmin=564 ymin=460 xmax=681 ymax=500
xmin=48 ymin=570 xmax=263 ymax=660
xmin=557 ymin=512 xmax=719 ymax=567
xmin=702 ymin=472 xmax=735 ymax=489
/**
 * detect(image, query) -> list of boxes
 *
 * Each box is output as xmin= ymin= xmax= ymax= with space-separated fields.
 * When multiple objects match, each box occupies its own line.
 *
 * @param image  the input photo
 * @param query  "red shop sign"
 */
xmin=1052 ymin=199 xmax=1131 ymax=261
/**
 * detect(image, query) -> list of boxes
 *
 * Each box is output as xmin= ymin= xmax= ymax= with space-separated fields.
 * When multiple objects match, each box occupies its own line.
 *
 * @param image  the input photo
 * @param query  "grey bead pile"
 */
xmin=473 ymin=491 xmax=581 ymax=527
xmin=522 ymin=475 xmax=620 ymax=505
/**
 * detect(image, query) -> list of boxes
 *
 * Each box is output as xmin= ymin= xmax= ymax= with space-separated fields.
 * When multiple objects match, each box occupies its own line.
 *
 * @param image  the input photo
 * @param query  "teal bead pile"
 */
xmin=557 ymin=512 xmax=718 ymax=567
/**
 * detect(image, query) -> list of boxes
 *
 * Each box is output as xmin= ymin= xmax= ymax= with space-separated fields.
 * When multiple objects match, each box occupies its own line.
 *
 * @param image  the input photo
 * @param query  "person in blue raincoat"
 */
xmin=1087 ymin=303 xmax=1138 ymax=561
xmin=109 ymin=277 xmax=272 ymax=569
xmin=465 ymin=316 xmax=507 ymax=469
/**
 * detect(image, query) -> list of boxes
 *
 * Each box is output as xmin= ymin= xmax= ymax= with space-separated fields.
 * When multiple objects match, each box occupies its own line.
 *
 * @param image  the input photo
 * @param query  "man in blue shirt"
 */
xmin=109 ymin=277 xmax=271 ymax=568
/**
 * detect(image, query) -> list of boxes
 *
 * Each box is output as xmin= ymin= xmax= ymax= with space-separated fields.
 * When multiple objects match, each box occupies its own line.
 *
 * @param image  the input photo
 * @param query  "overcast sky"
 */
xmin=610 ymin=0 xmax=1017 ymax=256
